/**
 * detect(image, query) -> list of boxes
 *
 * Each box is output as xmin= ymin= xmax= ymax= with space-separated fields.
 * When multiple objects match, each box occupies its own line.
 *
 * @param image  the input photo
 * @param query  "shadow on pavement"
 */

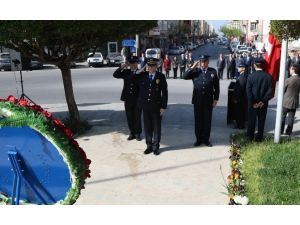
xmin=86 ymin=155 xmax=228 ymax=185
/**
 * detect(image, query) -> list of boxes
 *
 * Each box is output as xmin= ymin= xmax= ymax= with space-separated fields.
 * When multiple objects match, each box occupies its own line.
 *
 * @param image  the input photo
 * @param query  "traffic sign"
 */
xmin=122 ymin=39 xmax=136 ymax=47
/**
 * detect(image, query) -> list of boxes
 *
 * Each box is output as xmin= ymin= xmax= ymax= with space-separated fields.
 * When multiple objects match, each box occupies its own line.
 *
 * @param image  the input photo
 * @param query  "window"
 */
xmin=250 ymin=23 xmax=257 ymax=31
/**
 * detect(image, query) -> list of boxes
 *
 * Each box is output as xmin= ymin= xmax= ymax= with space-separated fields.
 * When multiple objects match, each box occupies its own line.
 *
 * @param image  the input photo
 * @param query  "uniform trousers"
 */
xmin=194 ymin=104 xmax=213 ymax=143
xmin=143 ymin=106 xmax=162 ymax=150
xmin=125 ymin=102 xmax=142 ymax=136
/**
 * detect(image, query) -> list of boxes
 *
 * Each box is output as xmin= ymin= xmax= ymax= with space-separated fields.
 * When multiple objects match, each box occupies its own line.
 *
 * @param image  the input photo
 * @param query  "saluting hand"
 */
xmin=192 ymin=61 xmax=199 ymax=69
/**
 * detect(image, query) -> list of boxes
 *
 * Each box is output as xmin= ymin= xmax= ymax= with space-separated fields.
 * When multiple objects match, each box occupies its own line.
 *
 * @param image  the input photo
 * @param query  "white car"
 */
xmin=145 ymin=48 xmax=161 ymax=59
xmin=87 ymin=52 xmax=104 ymax=67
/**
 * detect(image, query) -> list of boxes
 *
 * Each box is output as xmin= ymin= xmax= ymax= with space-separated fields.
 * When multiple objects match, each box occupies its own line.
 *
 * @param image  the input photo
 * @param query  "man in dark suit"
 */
xmin=246 ymin=58 xmax=273 ymax=142
xmin=217 ymin=53 xmax=225 ymax=79
xmin=113 ymin=56 xmax=142 ymax=141
xmin=227 ymin=54 xmax=236 ymax=79
xmin=183 ymin=55 xmax=220 ymax=147
xmin=233 ymin=63 xmax=248 ymax=129
xmin=136 ymin=58 xmax=168 ymax=155
xmin=179 ymin=54 xmax=187 ymax=79
xmin=281 ymin=64 xmax=300 ymax=135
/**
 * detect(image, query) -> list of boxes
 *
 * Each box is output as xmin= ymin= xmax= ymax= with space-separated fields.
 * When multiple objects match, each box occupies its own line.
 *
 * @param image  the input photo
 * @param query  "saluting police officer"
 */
xmin=183 ymin=55 xmax=220 ymax=147
xmin=136 ymin=58 xmax=168 ymax=155
xmin=233 ymin=62 xmax=248 ymax=129
xmin=113 ymin=56 xmax=142 ymax=141
xmin=246 ymin=57 xmax=273 ymax=142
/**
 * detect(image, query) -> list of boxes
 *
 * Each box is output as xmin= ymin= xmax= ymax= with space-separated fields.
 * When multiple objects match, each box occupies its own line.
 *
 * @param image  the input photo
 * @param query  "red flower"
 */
xmin=72 ymin=140 xmax=80 ymax=148
xmin=7 ymin=95 xmax=17 ymax=103
xmin=41 ymin=110 xmax=53 ymax=119
xmin=64 ymin=127 xmax=73 ymax=139
xmin=18 ymin=98 xmax=29 ymax=106
xmin=53 ymin=118 xmax=65 ymax=129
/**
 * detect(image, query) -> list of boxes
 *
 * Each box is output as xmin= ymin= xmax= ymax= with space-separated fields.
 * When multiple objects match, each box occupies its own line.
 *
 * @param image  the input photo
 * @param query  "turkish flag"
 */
xmin=264 ymin=34 xmax=282 ymax=98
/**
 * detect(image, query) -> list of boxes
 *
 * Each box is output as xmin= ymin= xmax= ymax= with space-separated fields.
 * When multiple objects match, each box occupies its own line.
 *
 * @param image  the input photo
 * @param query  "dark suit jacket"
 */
xmin=135 ymin=71 xmax=168 ymax=109
xmin=183 ymin=67 xmax=220 ymax=106
xmin=113 ymin=68 xmax=139 ymax=104
xmin=217 ymin=58 xmax=225 ymax=69
xmin=283 ymin=74 xmax=300 ymax=109
xmin=246 ymin=70 xmax=273 ymax=106
xmin=233 ymin=72 xmax=248 ymax=103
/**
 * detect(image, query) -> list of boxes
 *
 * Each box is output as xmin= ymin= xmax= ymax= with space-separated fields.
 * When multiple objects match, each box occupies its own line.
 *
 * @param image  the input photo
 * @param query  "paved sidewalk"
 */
xmin=45 ymin=102 xmax=231 ymax=205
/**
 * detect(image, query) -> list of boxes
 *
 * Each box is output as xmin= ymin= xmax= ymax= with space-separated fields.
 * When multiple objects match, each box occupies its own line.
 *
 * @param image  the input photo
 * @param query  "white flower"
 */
xmin=239 ymin=159 xmax=243 ymax=166
xmin=240 ymin=179 xmax=246 ymax=186
xmin=233 ymin=195 xmax=249 ymax=205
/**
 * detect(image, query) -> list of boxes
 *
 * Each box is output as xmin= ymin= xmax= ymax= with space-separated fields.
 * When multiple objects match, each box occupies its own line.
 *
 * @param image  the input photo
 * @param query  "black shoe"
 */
xmin=144 ymin=147 xmax=153 ymax=155
xmin=193 ymin=141 xmax=202 ymax=147
xmin=135 ymin=134 xmax=142 ymax=141
xmin=204 ymin=141 xmax=212 ymax=147
xmin=127 ymin=134 xmax=135 ymax=141
xmin=153 ymin=149 xmax=160 ymax=155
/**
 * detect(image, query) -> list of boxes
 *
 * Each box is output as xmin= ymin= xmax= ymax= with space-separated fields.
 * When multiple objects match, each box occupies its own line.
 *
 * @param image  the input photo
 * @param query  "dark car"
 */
xmin=30 ymin=57 xmax=43 ymax=70
xmin=106 ymin=53 xmax=123 ymax=66
xmin=0 ymin=53 xmax=11 ymax=71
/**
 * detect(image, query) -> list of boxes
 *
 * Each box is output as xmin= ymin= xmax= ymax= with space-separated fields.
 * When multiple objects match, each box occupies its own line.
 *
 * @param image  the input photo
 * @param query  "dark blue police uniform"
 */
xmin=183 ymin=55 xmax=220 ymax=146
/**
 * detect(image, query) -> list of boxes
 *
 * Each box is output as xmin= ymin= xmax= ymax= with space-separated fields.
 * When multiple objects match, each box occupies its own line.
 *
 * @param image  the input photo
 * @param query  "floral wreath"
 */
xmin=0 ymin=96 xmax=91 ymax=205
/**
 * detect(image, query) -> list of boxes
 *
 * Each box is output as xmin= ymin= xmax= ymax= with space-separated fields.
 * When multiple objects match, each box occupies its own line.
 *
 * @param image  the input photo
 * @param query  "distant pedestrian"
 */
xmin=217 ymin=53 xmax=225 ymax=79
xmin=227 ymin=54 xmax=236 ymax=79
xmin=172 ymin=56 xmax=179 ymax=79
xmin=246 ymin=58 xmax=273 ymax=142
xmin=163 ymin=54 xmax=171 ymax=78
xmin=281 ymin=64 xmax=300 ymax=135
xmin=179 ymin=54 xmax=187 ymax=79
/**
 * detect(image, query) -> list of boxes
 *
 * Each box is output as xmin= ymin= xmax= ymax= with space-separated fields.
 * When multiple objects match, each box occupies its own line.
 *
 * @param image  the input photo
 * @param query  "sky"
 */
xmin=207 ymin=20 xmax=230 ymax=35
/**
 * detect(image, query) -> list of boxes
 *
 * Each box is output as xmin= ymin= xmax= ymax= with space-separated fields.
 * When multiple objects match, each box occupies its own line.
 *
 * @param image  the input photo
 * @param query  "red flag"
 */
xmin=264 ymin=34 xmax=281 ymax=98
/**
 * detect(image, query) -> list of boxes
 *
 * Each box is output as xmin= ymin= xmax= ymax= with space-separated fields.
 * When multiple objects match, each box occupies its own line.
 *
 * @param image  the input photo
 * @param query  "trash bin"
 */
xmin=227 ymin=81 xmax=236 ymax=124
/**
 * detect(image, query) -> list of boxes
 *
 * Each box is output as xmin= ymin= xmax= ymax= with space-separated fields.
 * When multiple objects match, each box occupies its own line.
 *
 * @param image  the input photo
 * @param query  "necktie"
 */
xmin=149 ymin=74 xmax=153 ymax=82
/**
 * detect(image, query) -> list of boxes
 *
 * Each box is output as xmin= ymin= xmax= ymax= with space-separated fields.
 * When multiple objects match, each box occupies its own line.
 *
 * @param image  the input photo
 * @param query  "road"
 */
xmin=0 ymin=43 xmax=231 ymax=105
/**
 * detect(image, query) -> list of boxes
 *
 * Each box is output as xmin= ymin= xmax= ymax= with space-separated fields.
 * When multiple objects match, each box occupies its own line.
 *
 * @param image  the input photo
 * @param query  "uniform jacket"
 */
xmin=113 ymin=68 xmax=140 ymax=104
xmin=135 ymin=71 xmax=168 ymax=109
xmin=183 ymin=67 xmax=220 ymax=106
xmin=246 ymin=70 xmax=273 ymax=106
xmin=283 ymin=74 xmax=300 ymax=109
xmin=233 ymin=72 xmax=248 ymax=103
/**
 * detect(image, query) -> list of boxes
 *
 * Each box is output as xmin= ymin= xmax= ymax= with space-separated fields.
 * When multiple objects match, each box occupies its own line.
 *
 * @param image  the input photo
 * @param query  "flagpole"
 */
xmin=274 ymin=39 xmax=288 ymax=143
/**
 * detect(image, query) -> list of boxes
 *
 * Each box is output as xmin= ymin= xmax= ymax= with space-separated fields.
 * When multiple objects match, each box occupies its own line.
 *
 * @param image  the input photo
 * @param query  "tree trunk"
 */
xmin=59 ymin=66 xmax=81 ymax=130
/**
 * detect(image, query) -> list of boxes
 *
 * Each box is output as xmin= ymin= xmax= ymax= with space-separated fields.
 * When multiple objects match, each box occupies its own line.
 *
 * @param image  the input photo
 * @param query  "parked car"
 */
xmin=106 ymin=53 xmax=123 ymax=66
xmin=238 ymin=47 xmax=253 ymax=54
xmin=145 ymin=48 xmax=161 ymax=59
xmin=230 ymin=41 xmax=239 ymax=53
xmin=168 ymin=47 xmax=181 ymax=55
xmin=87 ymin=52 xmax=104 ymax=67
xmin=0 ymin=52 xmax=11 ymax=71
xmin=30 ymin=57 xmax=43 ymax=70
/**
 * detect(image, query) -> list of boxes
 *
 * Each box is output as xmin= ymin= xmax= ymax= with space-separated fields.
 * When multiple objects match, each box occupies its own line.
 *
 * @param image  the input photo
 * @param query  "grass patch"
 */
xmin=234 ymin=134 xmax=300 ymax=204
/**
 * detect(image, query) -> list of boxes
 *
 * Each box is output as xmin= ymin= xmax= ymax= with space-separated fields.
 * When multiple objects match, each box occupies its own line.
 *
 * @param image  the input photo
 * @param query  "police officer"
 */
xmin=113 ymin=56 xmax=142 ymax=141
xmin=233 ymin=62 xmax=248 ymax=129
xmin=183 ymin=55 xmax=220 ymax=147
xmin=246 ymin=57 xmax=273 ymax=142
xmin=135 ymin=58 xmax=168 ymax=155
